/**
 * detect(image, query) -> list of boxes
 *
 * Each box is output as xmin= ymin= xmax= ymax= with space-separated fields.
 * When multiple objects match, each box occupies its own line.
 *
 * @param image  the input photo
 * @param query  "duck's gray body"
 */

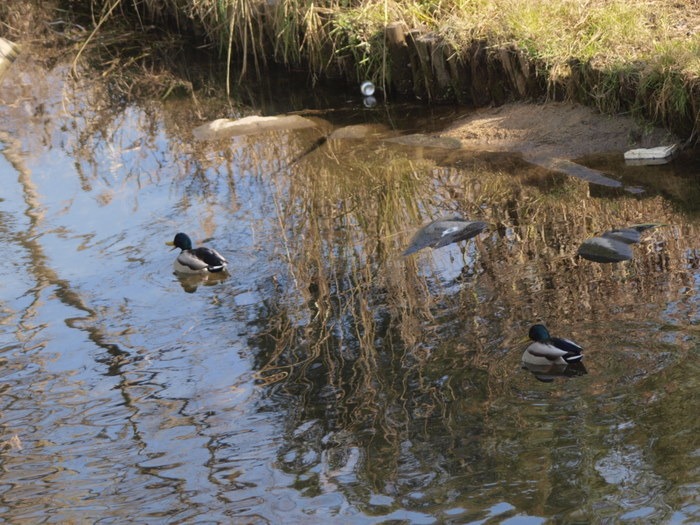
xmin=403 ymin=216 xmax=487 ymax=256
xmin=174 ymin=247 xmax=228 ymax=274
xmin=522 ymin=339 xmax=583 ymax=366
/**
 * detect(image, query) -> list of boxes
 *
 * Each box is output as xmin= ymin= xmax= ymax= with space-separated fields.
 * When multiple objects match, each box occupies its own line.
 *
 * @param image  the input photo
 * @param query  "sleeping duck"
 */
xmin=166 ymin=232 xmax=228 ymax=274
xmin=522 ymin=324 xmax=583 ymax=366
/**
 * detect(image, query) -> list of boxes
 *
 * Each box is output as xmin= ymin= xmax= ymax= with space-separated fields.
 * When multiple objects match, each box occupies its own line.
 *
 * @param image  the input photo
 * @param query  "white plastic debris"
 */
xmin=623 ymin=144 xmax=677 ymax=165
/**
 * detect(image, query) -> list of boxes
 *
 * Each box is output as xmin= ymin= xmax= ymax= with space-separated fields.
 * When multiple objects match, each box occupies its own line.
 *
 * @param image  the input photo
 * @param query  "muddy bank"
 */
xmin=382 ymin=23 xmax=699 ymax=140
xmin=441 ymin=102 xmax=678 ymax=159
xmin=3 ymin=1 xmax=698 ymax=140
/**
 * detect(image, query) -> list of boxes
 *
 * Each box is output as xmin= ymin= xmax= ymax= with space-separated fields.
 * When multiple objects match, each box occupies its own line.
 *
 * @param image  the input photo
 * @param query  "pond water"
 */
xmin=0 ymin=57 xmax=698 ymax=524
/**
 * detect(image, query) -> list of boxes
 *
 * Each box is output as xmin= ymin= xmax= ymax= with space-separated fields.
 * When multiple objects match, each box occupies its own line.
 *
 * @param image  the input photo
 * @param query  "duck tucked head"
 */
xmin=523 ymin=323 xmax=583 ymax=366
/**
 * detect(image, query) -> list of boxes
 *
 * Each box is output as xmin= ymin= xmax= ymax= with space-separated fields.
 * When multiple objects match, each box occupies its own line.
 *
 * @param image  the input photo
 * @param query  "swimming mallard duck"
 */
xmin=166 ymin=232 xmax=228 ymax=274
xmin=403 ymin=215 xmax=487 ymax=256
xmin=522 ymin=324 xmax=583 ymax=366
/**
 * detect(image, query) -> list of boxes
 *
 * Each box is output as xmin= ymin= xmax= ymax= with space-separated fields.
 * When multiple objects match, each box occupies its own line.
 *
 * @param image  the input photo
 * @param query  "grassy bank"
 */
xmin=4 ymin=0 xmax=699 ymax=137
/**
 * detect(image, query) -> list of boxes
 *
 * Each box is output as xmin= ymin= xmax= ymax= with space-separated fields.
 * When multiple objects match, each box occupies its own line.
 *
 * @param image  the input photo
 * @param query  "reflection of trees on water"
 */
xmin=23 ymin=74 xmax=695 ymax=518
xmin=248 ymin=138 xmax=699 ymax=517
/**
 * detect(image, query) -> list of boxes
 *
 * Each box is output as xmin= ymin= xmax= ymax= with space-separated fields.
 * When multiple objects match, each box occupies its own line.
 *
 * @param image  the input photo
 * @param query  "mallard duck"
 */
xmin=522 ymin=324 xmax=583 ymax=366
xmin=166 ymin=232 xmax=228 ymax=274
xmin=403 ymin=215 xmax=487 ymax=256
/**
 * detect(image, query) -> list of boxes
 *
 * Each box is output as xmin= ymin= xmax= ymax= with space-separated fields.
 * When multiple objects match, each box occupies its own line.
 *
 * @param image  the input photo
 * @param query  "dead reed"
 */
xmin=247 ymin=134 xmax=697 ymax=461
xmin=19 ymin=0 xmax=695 ymax=133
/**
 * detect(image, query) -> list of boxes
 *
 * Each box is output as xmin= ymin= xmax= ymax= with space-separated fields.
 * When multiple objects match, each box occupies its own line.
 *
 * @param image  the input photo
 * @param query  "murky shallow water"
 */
xmin=0 ymin=58 xmax=699 ymax=524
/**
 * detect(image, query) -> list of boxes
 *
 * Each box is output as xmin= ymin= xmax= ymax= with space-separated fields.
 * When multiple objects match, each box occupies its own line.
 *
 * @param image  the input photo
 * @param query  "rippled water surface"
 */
xmin=0 ymin=58 xmax=698 ymax=524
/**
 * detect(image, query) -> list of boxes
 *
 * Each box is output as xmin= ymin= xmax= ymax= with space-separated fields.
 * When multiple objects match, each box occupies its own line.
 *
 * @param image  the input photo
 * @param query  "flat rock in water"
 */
xmin=403 ymin=216 xmax=487 ymax=256
xmin=527 ymin=156 xmax=623 ymax=188
xmin=193 ymin=115 xmax=318 ymax=140
xmin=577 ymin=236 xmax=633 ymax=263
xmin=327 ymin=124 xmax=389 ymax=140
xmin=385 ymin=134 xmax=463 ymax=149
xmin=602 ymin=223 xmax=660 ymax=245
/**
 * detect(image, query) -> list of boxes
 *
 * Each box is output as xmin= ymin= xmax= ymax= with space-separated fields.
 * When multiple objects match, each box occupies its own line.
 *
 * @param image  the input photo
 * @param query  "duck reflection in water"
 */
xmin=173 ymin=272 xmax=229 ymax=293
xmin=522 ymin=360 xmax=587 ymax=382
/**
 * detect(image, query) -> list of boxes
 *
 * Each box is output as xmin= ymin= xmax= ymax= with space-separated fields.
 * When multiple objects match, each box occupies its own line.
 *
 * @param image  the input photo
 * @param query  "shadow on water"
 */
xmin=0 ymin=52 xmax=699 ymax=523
xmin=246 ymin=130 xmax=699 ymax=521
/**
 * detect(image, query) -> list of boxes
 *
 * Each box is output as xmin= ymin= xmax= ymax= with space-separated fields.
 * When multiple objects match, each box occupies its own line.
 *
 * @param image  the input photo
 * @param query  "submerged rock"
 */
xmin=385 ymin=133 xmax=463 ymax=150
xmin=527 ymin=156 xmax=623 ymax=189
xmin=578 ymin=236 xmax=634 ymax=263
xmin=193 ymin=114 xmax=318 ymax=140
xmin=403 ymin=216 xmax=487 ymax=256
xmin=578 ymin=224 xmax=661 ymax=263
xmin=601 ymin=223 xmax=661 ymax=245
xmin=327 ymin=123 xmax=389 ymax=140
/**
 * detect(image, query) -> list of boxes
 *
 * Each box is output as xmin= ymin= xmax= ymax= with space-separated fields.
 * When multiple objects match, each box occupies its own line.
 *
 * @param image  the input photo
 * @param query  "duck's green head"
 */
xmin=166 ymin=232 xmax=193 ymax=251
xmin=528 ymin=324 xmax=551 ymax=342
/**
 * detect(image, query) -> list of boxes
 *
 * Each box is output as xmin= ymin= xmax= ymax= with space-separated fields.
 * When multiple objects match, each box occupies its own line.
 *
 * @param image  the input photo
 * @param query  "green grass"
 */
xmin=70 ymin=0 xmax=700 ymax=79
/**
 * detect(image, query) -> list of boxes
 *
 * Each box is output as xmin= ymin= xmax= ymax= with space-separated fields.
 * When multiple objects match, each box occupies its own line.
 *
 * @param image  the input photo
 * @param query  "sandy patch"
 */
xmin=441 ymin=102 xmax=677 ymax=159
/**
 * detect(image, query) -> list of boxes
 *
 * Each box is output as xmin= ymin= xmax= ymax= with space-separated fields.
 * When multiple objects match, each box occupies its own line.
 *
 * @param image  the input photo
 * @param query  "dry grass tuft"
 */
xmin=14 ymin=0 xmax=699 ymax=130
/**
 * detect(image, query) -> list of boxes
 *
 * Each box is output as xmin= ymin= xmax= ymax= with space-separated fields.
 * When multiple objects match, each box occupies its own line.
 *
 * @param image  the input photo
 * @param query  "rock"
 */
xmin=385 ymin=133 xmax=463 ymax=149
xmin=403 ymin=216 xmax=487 ymax=256
xmin=577 ymin=235 xmax=633 ymax=263
xmin=193 ymin=114 xmax=317 ymax=140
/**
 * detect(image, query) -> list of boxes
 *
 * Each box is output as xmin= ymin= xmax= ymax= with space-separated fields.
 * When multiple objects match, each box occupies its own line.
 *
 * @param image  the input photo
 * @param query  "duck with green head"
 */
xmin=522 ymin=324 xmax=583 ymax=366
xmin=166 ymin=232 xmax=228 ymax=274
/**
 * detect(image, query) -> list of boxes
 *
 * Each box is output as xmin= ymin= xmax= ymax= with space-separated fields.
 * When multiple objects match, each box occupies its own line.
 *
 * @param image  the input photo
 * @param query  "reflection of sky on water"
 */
xmin=0 ymin=59 xmax=699 ymax=524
